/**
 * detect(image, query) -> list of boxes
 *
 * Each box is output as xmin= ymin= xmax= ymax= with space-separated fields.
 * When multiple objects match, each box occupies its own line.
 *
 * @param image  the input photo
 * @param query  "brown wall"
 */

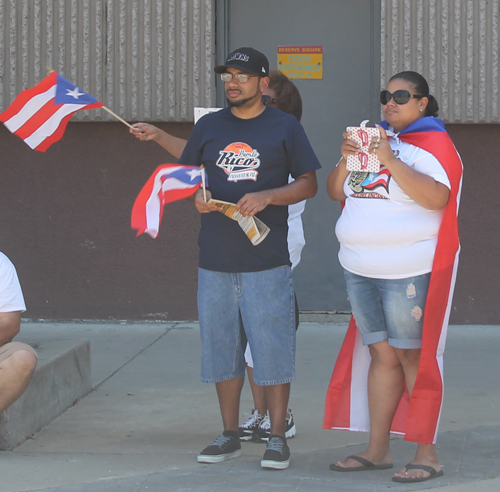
xmin=1 ymin=122 xmax=498 ymax=324
xmin=1 ymin=121 xmax=199 ymax=321
xmin=447 ymin=124 xmax=500 ymax=324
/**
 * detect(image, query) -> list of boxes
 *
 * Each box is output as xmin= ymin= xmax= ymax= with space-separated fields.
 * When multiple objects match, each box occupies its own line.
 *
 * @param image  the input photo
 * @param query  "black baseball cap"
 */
xmin=214 ymin=47 xmax=270 ymax=77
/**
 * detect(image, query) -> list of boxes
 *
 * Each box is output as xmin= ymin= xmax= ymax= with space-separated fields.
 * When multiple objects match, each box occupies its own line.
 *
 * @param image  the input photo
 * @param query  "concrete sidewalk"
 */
xmin=1 ymin=322 xmax=499 ymax=492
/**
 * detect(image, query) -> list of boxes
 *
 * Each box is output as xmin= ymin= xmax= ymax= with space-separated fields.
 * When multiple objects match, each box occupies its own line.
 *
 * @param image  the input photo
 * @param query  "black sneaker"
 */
xmin=261 ymin=434 xmax=290 ymax=469
xmin=197 ymin=431 xmax=241 ymax=463
xmin=255 ymin=410 xmax=296 ymax=442
xmin=238 ymin=409 xmax=265 ymax=441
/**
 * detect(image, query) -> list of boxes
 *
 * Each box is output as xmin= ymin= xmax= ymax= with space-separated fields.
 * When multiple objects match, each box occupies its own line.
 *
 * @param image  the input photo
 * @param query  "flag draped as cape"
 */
xmin=324 ymin=117 xmax=463 ymax=444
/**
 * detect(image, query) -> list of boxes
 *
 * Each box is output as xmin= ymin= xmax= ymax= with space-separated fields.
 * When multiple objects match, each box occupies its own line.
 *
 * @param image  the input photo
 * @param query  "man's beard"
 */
xmin=226 ymin=86 xmax=261 ymax=108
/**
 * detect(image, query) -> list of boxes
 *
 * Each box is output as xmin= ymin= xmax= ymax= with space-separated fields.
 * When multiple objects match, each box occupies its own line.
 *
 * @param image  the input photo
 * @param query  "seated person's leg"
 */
xmin=0 ymin=342 xmax=37 ymax=412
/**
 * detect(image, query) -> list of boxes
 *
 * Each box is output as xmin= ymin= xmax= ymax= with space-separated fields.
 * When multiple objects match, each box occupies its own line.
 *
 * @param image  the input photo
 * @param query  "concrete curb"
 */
xmin=0 ymin=338 xmax=91 ymax=450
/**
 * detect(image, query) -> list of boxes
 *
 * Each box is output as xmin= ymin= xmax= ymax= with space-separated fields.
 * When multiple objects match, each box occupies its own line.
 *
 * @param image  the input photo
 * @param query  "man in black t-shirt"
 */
xmin=179 ymin=47 xmax=321 ymax=470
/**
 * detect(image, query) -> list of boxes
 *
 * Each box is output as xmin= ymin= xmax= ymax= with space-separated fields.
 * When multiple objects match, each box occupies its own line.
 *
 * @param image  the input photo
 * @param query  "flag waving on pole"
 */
xmin=0 ymin=71 xmax=103 ymax=151
xmin=131 ymin=164 xmax=207 ymax=239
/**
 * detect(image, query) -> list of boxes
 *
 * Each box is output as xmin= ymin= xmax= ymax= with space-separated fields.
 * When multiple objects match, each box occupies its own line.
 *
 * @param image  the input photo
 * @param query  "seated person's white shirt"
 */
xmin=0 ymin=251 xmax=26 ymax=313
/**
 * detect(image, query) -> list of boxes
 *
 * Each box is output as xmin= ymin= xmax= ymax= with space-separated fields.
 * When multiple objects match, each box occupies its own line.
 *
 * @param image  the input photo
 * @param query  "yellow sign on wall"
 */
xmin=277 ymin=46 xmax=323 ymax=80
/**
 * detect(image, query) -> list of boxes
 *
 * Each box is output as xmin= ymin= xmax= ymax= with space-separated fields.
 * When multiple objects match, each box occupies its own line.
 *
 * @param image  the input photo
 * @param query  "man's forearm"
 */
xmin=265 ymin=172 xmax=318 ymax=205
xmin=155 ymin=131 xmax=188 ymax=160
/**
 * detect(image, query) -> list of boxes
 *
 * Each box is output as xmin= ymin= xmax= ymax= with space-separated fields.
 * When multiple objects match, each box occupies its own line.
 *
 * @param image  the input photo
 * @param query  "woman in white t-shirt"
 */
xmin=325 ymin=71 xmax=462 ymax=484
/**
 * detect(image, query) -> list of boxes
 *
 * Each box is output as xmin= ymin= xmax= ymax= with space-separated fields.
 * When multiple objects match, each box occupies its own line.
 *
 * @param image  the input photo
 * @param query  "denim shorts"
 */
xmin=244 ymin=292 xmax=300 ymax=368
xmin=344 ymin=270 xmax=431 ymax=349
xmin=197 ymin=266 xmax=296 ymax=385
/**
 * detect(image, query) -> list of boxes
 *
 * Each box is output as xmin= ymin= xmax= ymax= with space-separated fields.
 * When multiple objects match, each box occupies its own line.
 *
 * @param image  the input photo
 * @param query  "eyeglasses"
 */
xmin=262 ymin=95 xmax=277 ymax=106
xmin=220 ymin=72 xmax=256 ymax=83
xmin=380 ymin=90 xmax=424 ymax=105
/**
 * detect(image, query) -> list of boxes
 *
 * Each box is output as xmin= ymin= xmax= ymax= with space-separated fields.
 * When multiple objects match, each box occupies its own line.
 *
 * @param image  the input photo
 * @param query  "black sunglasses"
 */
xmin=380 ymin=90 xmax=424 ymax=105
xmin=262 ymin=95 xmax=277 ymax=106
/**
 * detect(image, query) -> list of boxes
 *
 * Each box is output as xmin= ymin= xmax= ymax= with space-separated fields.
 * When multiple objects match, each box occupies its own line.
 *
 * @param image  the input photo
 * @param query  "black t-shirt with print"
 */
xmin=179 ymin=106 xmax=321 ymax=273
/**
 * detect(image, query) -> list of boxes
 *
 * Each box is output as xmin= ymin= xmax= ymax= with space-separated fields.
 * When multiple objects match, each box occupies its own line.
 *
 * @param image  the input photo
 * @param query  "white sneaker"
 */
xmin=255 ymin=409 xmax=296 ymax=442
xmin=238 ymin=409 xmax=265 ymax=441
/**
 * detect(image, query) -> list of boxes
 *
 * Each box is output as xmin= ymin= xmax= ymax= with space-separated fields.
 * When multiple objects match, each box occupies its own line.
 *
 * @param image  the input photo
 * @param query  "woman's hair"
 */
xmin=268 ymin=70 xmax=303 ymax=122
xmin=389 ymin=71 xmax=439 ymax=117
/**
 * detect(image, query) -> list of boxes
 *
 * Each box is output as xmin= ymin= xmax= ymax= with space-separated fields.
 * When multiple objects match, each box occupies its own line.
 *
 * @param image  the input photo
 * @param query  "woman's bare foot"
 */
xmin=393 ymin=443 xmax=441 ymax=480
xmin=393 ymin=459 xmax=442 ymax=480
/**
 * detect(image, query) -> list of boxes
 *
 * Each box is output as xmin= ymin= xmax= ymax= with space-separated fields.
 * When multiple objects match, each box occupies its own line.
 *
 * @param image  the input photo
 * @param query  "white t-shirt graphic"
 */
xmin=335 ymin=135 xmax=451 ymax=279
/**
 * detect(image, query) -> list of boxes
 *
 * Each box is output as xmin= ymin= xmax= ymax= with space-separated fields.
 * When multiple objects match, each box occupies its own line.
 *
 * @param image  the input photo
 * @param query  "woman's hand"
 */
xmin=327 ymin=132 xmax=353 ymax=202
xmin=369 ymin=126 xmax=393 ymax=163
xmin=371 ymin=125 xmax=450 ymax=210
xmin=340 ymin=131 xmax=360 ymax=159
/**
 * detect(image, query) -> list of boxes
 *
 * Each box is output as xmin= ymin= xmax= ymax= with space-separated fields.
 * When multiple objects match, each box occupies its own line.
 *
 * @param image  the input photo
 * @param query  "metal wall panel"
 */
xmin=0 ymin=0 xmax=215 ymax=122
xmin=381 ymin=0 xmax=500 ymax=123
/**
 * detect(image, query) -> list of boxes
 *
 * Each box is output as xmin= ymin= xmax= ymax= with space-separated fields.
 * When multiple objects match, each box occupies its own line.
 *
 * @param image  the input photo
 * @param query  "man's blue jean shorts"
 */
xmin=344 ymin=270 xmax=431 ymax=349
xmin=197 ymin=266 xmax=296 ymax=385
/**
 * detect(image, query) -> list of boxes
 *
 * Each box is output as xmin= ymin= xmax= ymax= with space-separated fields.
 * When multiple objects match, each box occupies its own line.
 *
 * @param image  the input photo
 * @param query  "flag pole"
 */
xmin=45 ymin=67 xmax=133 ymax=129
xmin=200 ymin=165 xmax=207 ymax=201
xmin=102 ymin=106 xmax=133 ymax=129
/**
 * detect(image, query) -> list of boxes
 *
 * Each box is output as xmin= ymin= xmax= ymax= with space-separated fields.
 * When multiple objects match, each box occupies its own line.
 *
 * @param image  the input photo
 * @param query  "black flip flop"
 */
xmin=392 ymin=463 xmax=444 ymax=483
xmin=329 ymin=454 xmax=394 ymax=472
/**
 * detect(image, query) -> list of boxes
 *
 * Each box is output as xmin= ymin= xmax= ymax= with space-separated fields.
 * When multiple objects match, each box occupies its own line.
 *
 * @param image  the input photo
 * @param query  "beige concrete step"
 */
xmin=0 ymin=338 xmax=91 ymax=450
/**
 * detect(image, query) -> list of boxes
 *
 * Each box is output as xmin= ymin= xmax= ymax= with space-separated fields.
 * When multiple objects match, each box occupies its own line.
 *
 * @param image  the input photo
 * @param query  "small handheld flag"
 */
xmin=131 ymin=164 xmax=207 ymax=238
xmin=0 ymin=71 xmax=103 ymax=151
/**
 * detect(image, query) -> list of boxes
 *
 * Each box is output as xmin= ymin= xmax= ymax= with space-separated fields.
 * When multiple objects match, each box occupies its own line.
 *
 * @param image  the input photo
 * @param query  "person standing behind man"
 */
xmin=178 ymin=47 xmax=320 ymax=470
xmin=0 ymin=251 xmax=37 ymax=413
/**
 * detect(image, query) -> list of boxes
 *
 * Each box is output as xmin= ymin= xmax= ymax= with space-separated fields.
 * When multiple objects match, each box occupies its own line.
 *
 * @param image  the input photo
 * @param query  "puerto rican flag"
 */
xmin=0 ymin=71 xmax=103 ymax=151
xmin=324 ymin=117 xmax=463 ymax=444
xmin=131 ymin=164 xmax=206 ymax=238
